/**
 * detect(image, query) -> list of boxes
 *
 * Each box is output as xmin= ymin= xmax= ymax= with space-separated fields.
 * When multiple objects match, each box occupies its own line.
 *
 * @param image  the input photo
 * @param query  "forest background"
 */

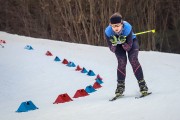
xmin=0 ymin=0 xmax=179 ymax=53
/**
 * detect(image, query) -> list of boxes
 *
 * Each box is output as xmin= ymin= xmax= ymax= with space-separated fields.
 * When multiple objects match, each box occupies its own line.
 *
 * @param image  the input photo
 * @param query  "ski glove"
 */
xmin=110 ymin=35 xmax=126 ymax=46
xmin=110 ymin=35 xmax=118 ymax=46
xmin=119 ymin=35 xmax=126 ymax=44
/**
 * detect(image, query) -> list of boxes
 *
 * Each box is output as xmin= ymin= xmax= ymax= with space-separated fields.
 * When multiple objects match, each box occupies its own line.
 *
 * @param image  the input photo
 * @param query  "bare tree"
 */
xmin=0 ymin=0 xmax=179 ymax=53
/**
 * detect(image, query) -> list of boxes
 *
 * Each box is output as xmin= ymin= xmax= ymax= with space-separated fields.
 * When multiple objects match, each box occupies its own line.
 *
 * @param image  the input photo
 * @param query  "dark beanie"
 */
xmin=110 ymin=16 xmax=122 ymax=24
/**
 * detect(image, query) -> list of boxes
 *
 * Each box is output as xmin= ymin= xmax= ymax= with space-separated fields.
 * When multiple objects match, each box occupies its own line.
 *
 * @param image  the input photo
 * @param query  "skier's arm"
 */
xmin=105 ymin=34 xmax=116 ymax=53
xmin=122 ymin=30 xmax=133 ymax=51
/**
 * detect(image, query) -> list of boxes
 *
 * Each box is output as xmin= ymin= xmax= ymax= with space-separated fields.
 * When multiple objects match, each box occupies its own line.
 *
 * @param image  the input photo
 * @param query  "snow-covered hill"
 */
xmin=0 ymin=31 xmax=180 ymax=120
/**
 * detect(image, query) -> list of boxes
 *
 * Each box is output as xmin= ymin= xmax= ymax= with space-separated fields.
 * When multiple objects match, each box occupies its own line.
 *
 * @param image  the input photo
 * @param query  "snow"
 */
xmin=0 ymin=31 xmax=180 ymax=120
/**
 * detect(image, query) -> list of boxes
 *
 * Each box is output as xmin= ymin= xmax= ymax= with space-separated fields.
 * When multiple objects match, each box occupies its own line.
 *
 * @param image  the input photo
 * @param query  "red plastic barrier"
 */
xmin=73 ymin=89 xmax=89 ymax=98
xmin=93 ymin=82 xmax=102 ymax=89
xmin=53 ymin=93 xmax=73 ymax=104
xmin=46 ymin=51 xmax=53 ymax=56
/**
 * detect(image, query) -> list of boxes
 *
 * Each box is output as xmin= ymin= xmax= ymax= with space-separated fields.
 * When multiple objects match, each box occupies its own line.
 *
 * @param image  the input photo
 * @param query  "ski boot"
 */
xmin=138 ymin=79 xmax=149 ymax=96
xmin=115 ymin=81 xmax=125 ymax=96
xmin=109 ymin=81 xmax=125 ymax=101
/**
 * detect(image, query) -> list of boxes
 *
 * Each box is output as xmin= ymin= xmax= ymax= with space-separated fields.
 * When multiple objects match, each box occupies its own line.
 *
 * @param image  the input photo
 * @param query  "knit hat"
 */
xmin=110 ymin=16 xmax=122 ymax=24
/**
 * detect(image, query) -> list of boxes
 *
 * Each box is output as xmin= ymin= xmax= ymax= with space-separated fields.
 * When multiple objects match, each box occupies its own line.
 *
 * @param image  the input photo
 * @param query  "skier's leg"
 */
xmin=128 ymin=39 xmax=143 ymax=80
xmin=115 ymin=47 xmax=127 ymax=95
xmin=128 ymin=39 xmax=148 ymax=94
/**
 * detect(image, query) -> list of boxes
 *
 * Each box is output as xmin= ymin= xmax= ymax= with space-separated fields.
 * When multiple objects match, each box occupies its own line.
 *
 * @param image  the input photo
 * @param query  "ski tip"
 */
xmin=135 ymin=92 xmax=152 ymax=99
xmin=109 ymin=95 xmax=124 ymax=101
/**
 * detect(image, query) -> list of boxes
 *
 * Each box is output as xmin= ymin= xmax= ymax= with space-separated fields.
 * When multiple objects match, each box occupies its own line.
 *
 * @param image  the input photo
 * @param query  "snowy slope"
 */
xmin=0 ymin=31 xmax=180 ymax=120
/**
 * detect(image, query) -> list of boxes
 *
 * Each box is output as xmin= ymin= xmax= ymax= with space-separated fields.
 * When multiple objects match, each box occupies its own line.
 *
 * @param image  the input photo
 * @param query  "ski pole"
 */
xmin=134 ymin=29 xmax=155 ymax=36
xmin=121 ymin=29 xmax=155 ymax=38
xmin=113 ymin=29 xmax=156 ymax=43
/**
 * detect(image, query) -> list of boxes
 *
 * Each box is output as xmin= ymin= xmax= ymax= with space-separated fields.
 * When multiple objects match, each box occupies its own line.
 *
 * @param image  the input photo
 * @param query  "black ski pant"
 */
xmin=115 ymin=38 xmax=144 ymax=83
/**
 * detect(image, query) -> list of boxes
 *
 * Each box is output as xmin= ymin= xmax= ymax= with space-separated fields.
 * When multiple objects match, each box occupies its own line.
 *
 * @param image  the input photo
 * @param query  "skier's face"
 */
xmin=111 ymin=23 xmax=123 ymax=34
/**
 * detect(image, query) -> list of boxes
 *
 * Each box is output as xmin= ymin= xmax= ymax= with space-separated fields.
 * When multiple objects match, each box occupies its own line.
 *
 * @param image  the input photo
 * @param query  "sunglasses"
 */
xmin=111 ymin=23 xmax=123 ymax=28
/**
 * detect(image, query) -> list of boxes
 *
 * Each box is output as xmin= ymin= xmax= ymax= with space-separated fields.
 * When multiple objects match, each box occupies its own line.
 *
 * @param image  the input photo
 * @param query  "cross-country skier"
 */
xmin=105 ymin=12 xmax=149 ymax=97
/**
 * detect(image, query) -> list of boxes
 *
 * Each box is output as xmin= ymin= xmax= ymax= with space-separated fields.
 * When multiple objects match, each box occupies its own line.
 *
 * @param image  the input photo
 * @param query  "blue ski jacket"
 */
xmin=105 ymin=21 xmax=136 ymax=52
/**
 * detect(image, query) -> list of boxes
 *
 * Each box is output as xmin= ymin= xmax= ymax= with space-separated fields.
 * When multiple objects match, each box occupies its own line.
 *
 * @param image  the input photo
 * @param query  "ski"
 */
xmin=135 ymin=92 xmax=152 ymax=99
xmin=109 ymin=95 xmax=124 ymax=101
xmin=109 ymin=92 xmax=152 ymax=101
